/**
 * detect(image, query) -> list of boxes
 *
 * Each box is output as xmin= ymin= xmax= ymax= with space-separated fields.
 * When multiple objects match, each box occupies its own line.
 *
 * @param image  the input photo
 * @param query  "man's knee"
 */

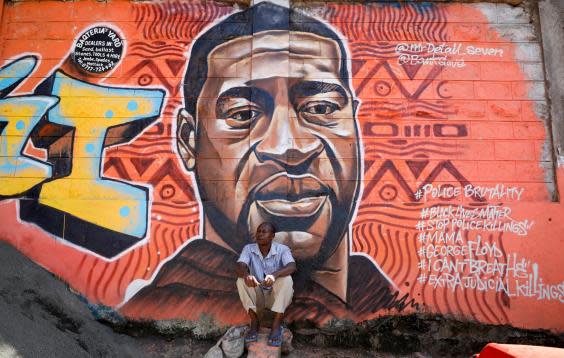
xmin=236 ymin=277 xmax=258 ymax=311
xmin=236 ymin=277 xmax=246 ymax=289
xmin=269 ymin=276 xmax=293 ymax=313
xmin=273 ymin=275 xmax=293 ymax=292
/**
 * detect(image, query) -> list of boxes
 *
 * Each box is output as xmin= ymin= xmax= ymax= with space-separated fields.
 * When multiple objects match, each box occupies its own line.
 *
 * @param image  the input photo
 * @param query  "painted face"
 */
xmin=192 ymin=30 xmax=360 ymax=261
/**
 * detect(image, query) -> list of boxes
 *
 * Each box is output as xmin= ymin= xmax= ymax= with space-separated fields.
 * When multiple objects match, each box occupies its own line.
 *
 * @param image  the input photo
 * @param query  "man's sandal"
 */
xmin=244 ymin=330 xmax=258 ymax=344
xmin=267 ymin=327 xmax=284 ymax=347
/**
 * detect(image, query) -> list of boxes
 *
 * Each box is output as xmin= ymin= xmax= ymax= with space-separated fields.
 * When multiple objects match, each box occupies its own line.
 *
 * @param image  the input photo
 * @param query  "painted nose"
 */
xmin=254 ymin=104 xmax=323 ymax=173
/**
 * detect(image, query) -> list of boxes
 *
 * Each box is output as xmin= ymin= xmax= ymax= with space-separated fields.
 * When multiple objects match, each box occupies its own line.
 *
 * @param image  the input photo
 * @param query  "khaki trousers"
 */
xmin=236 ymin=276 xmax=293 ymax=314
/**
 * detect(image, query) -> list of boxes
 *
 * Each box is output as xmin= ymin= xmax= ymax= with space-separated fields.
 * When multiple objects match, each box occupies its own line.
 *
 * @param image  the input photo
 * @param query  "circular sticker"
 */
xmin=72 ymin=26 xmax=123 ymax=73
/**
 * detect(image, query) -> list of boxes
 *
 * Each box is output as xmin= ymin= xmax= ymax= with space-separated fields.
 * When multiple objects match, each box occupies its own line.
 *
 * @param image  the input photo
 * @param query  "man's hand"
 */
xmin=244 ymin=275 xmax=260 ymax=288
xmin=262 ymin=274 xmax=276 ymax=287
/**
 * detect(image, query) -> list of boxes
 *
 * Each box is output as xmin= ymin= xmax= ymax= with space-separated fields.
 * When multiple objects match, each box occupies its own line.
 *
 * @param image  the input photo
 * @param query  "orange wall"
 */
xmin=0 ymin=0 xmax=562 ymax=332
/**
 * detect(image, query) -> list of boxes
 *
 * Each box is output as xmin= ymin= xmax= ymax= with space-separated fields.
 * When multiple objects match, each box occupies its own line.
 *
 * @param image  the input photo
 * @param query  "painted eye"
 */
xmin=230 ymin=109 xmax=261 ymax=122
xmin=301 ymin=102 xmax=338 ymax=115
xmin=224 ymin=108 xmax=262 ymax=129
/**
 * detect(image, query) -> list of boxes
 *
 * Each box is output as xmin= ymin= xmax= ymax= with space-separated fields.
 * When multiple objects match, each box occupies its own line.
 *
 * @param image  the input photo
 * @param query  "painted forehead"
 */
xmin=205 ymin=30 xmax=343 ymax=78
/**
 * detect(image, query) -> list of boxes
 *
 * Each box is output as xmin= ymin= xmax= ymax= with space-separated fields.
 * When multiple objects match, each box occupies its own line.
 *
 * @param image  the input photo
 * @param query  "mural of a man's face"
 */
xmin=178 ymin=29 xmax=361 ymax=262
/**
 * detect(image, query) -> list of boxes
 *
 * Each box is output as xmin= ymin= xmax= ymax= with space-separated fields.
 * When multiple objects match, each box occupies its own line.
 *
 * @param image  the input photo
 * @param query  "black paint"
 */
xmin=20 ymin=197 xmax=145 ymax=258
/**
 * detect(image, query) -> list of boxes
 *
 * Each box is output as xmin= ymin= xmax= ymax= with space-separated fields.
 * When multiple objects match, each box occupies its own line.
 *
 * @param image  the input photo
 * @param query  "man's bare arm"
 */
xmin=272 ymin=262 xmax=296 ymax=279
xmin=237 ymin=262 xmax=260 ymax=287
xmin=236 ymin=262 xmax=249 ymax=278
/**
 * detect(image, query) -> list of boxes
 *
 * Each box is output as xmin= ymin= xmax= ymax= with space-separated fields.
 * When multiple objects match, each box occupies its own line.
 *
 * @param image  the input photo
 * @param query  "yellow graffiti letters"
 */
xmin=37 ymin=71 xmax=164 ymax=239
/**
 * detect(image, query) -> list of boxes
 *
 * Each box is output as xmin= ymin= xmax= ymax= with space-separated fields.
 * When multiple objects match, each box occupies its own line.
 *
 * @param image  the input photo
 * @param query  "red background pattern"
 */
xmin=0 ymin=0 xmax=562 ymax=331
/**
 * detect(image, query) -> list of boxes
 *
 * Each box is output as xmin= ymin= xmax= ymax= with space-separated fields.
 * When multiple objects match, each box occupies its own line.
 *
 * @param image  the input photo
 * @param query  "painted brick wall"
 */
xmin=0 ymin=0 xmax=562 ymax=332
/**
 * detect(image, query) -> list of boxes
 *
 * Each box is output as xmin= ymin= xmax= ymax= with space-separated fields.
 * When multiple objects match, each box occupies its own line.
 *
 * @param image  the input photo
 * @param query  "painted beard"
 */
xmin=200 ymin=171 xmax=351 ymax=268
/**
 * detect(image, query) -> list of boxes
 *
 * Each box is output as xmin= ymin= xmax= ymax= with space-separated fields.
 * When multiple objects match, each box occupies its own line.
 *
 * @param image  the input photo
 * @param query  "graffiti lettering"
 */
xmin=0 ymin=61 xmax=165 ymax=257
xmin=36 ymin=71 xmax=164 ymax=240
xmin=0 ymin=57 xmax=58 ymax=197
xmin=419 ymin=183 xmax=525 ymax=202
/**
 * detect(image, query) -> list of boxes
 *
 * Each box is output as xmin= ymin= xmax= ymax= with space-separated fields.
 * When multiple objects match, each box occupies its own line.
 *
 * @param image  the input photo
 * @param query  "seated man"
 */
xmin=236 ymin=222 xmax=296 ymax=347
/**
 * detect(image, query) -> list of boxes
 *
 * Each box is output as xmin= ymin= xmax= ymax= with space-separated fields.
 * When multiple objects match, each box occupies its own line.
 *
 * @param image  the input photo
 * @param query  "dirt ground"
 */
xmin=136 ymin=335 xmax=432 ymax=357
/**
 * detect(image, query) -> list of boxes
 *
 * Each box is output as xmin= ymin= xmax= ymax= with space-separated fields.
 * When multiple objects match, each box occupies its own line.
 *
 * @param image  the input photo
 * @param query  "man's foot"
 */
xmin=244 ymin=328 xmax=258 ymax=344
xmin=245 ymin=309 xmax=259 ymax=344
xmin=267 ymin=327 xmax=283 ymax=347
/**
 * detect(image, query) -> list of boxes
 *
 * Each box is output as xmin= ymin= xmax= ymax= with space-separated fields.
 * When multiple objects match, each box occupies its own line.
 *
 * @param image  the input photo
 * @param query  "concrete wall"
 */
xmin=0 ymin=0 xmax=562 ymax=332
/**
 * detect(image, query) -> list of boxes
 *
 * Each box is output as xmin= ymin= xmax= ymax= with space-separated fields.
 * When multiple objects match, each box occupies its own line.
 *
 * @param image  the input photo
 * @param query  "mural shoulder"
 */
xmin=347 ymin=255 xmax=397 ymax=314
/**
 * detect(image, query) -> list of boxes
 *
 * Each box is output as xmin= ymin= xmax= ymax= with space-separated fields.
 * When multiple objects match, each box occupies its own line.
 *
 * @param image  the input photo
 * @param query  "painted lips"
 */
xmin=254 ymin=174 xmax=330 ymax=217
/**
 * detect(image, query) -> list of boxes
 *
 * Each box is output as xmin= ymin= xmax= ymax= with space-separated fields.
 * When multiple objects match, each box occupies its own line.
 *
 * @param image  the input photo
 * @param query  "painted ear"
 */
xmin=177 ymin=108 xmax=197 ymax=171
